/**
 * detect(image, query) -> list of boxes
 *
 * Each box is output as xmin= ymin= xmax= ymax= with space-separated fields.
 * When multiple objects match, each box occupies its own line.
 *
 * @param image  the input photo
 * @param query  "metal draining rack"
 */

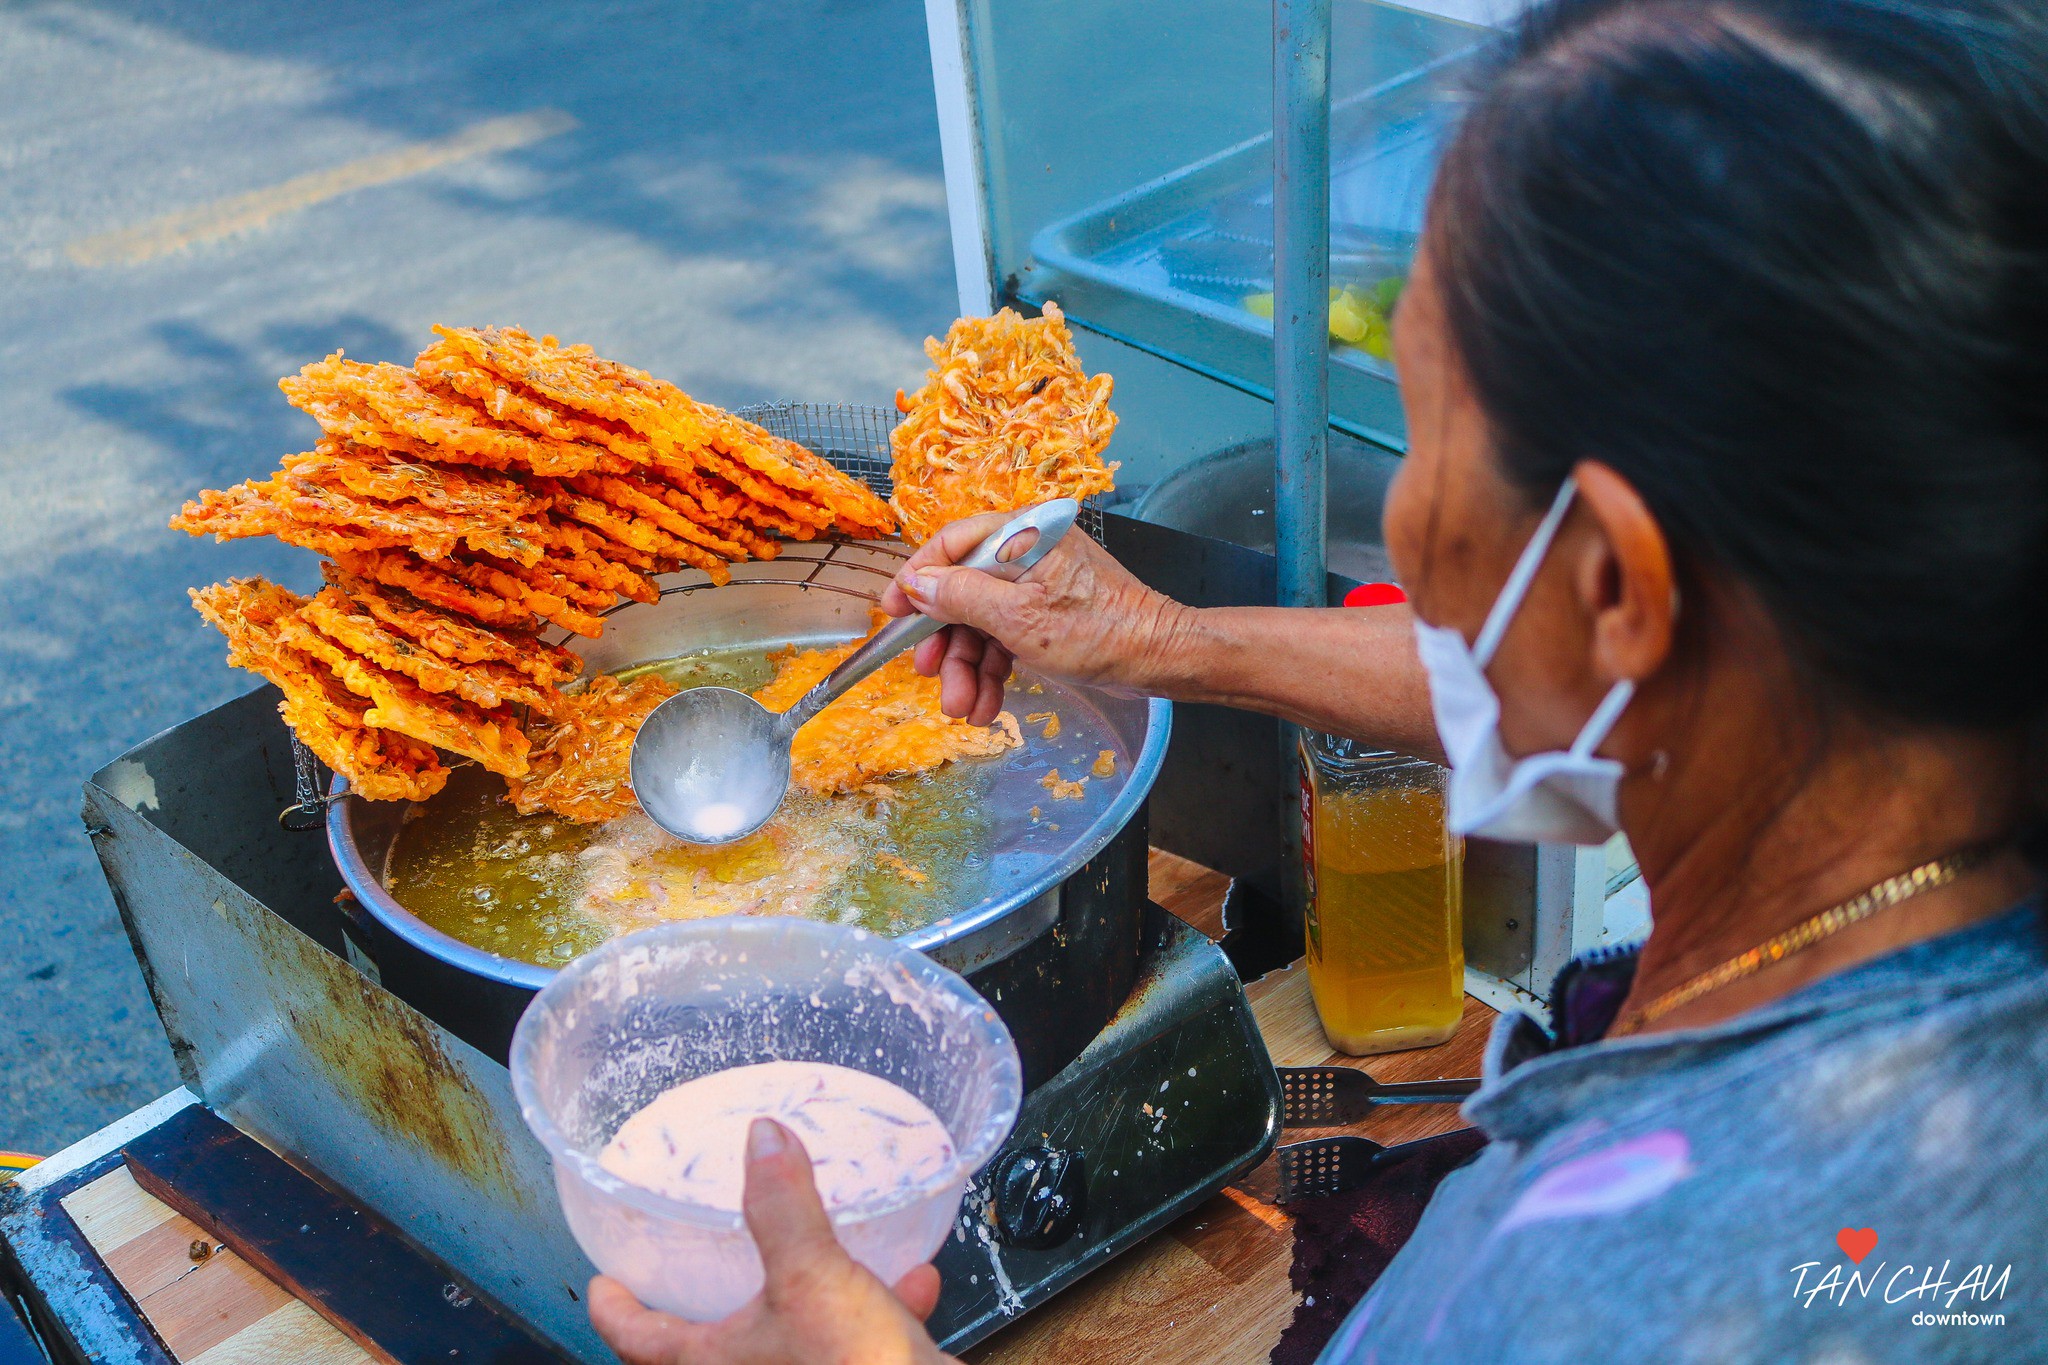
xmin=279 ymin=402 xmax=1101 ymax=827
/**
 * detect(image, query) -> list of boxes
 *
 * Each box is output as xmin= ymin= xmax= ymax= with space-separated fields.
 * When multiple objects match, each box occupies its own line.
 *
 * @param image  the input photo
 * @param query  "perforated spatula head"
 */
xmin=1274 ymin=1136 xmax=1394 ymax=1202
xmin=1279 ymin=1066 xmax=1481 ymax=1128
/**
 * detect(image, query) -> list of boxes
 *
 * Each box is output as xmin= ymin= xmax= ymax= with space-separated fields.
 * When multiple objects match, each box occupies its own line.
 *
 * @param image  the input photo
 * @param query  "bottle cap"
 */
xmin=1342 ymin=582 xmax=1407 ymax=608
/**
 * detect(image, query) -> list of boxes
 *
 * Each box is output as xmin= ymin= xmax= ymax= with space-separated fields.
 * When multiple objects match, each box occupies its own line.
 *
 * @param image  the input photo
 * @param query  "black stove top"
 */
xmin=930 ymin=904 xmax=1281 ymax=1350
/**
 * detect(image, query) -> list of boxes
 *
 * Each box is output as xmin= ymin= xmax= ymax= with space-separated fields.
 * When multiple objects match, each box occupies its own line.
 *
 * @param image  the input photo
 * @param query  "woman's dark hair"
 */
xmin=1429 ymin=0 xmax=2048 ymax=738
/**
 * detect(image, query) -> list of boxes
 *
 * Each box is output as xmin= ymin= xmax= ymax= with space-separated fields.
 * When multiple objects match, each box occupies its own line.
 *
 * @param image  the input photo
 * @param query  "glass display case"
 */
xmin=922 ymin=0 xmax=1635 ymax=1015
xmin=928 ymin=0 xmax=1492 ymax=460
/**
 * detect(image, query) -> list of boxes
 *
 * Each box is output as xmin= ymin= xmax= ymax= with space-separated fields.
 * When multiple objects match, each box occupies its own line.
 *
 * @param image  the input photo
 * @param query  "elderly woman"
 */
xmin=589 ymin=0 xmax=2048 ymax=1359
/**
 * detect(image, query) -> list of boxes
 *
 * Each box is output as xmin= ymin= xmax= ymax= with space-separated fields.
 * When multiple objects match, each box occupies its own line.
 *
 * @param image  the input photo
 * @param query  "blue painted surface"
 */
xmin=0 ymin=0 xmax=955 ymax=1152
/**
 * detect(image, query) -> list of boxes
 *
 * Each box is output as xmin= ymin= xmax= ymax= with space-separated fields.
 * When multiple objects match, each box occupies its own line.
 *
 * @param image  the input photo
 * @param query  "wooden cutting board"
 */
xmin=60 ymin=1167 xmax=372 ymax=1365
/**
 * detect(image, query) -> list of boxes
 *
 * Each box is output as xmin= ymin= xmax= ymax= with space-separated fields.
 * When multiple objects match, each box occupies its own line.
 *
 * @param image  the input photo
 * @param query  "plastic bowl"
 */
xmin=509 ymin=917 xmax=1022 ymax=1321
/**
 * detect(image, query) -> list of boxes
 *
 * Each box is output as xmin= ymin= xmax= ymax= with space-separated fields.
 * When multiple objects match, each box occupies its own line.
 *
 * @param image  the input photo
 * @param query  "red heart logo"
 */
xmin=1838 ymin=1228 xmax=1878 ymax=1264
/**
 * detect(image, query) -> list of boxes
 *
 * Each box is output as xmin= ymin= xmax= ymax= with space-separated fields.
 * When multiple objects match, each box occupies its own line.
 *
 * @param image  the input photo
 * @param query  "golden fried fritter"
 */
xmin=416 ymin=337 xmax=652 ymax=458
xmin=172 ymin=466 xmax=548 ymax=567
xmin=692 ymin=449 xmax=837 ymax=531
xmin=189 ymin=579 xmax=448 ymax=801
xmin=180 ymin=324 xmax=938 ymax=810
xmin=171 ymin=483 xmax=414 ymax=555
xmin=282 ymin=354 xmax=619 ymax=478
xmin=277 ymin=611 xmax=531 ymax=776
xmin=533 ymin=530 xmax=661 ymax=604
xmin=505 ymin=672 xmax=679 ymax=823
xmin=301 ymin=588 xmax=563 ymax=717
xmin=890 ymin=301 xmax=1118 ymax=542
xmin=631 ymin=469 xmax=783 ymax=558
xmin=542 ymin=518 xmax=669 ymax=597
xmin=277 ymin=690 xmax=451 ymax=802
xmin=429 ymin=326 xmax=714 ymax=453
xmin=330 ymin=550 xmax=539 ymax=630
xmin=435 ymin=325 xmax=892 ymax=535
xmin=566 ymin=473 xmax=756 ymax=561
xmin=282 ymin=441 xmax=551 ymax=520
xmin=321 ymin=564 xmax=581 ymax=685
xmin=701 ymin=415 xmax=894 ymax=534
xmin=752 ymin=625 xmax=1022 ymax=796
xmin=275 ymin=472 xmax=549 ymax=566
xmin=546 ymin=485 xmax=733 ymax=584
xmin=442 ymin=555 xmax=610 ymax=638
xmin=287 ymin=384 xmax=524 ymax=473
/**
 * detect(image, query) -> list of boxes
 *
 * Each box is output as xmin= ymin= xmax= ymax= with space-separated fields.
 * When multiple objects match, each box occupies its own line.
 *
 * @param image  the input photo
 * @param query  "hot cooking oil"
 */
xmin=385 ymin=642 xmax=997 ymax=967
xmin=1300 ymin=735 xmax=1465 ymax=1055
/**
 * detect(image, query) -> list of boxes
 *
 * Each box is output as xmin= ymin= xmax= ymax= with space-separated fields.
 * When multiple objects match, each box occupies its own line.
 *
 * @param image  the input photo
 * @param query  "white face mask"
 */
xmin=1411 ymin=479 xmax=1637 ymax=845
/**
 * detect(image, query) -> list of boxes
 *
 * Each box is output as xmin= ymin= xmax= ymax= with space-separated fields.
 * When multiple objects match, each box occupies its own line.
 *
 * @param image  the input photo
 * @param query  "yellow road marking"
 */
xmin=66 ymin=108 xmax=577 ymax=268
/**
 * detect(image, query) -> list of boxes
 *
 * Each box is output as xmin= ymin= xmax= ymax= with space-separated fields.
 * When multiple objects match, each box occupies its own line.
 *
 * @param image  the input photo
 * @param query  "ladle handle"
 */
xmin=780 ymin=499 xmax=1081 ymax=733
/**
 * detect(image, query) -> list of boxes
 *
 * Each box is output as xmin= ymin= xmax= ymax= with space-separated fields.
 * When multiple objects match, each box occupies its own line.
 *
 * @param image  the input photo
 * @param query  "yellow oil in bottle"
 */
xmin=1302 ymin=747 xmax=1465 ymax=1055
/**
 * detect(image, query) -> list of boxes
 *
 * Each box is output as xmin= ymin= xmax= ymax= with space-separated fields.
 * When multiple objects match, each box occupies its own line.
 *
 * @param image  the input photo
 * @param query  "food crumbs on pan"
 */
xmin=1024 ymin=711 xmax=1061 ymax=740
xmin=879 ymin=853 xmax=929 ymax=885
xmin=1029 ymin=805 xmax=1043 ymax=823
xmin=1046 ymin=822 xmax=1060 ymax=832
xmin=1039 ymin=768 xmax=1088 ymax=801
xmin=1092 ymin=748 xmax=1116 ymax=779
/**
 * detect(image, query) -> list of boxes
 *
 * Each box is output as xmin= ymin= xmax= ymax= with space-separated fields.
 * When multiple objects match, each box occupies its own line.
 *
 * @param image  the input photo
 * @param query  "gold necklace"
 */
xmin=1608 ymin=846 xmax=1998 ymax=1037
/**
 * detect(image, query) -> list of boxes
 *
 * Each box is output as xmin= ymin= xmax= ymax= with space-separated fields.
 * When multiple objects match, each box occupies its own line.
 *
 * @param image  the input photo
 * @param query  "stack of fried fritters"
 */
xmin=174 ymin=327 xmax=895 ymax=808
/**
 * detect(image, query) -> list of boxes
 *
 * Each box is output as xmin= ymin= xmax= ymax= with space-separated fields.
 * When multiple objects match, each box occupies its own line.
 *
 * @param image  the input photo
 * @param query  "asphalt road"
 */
xmin=0 ymin=0 xmax=957 ymax=1154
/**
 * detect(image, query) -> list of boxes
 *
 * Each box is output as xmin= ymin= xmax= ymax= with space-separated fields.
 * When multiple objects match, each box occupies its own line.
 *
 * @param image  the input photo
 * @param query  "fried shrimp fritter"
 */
xmin=282 ymin=442 xmax=551 ymax=520
xmin=301 ymin=588 xmax=563 ymax=717
xmin=505 ymin=672 xmax=679 ymax=823
xmin=416 ymin=337 xmax=650 ymax=456
xmin=430 ymin=325 xmax=712 ymax=451
xmin=636 ymin=475 xmax=782 ymax=559
xmin=189 ymin=579 xmax=448 ymax=801
xmin=283 ymin=354 xmax=618 ymax=478
xmin=441 ymin=555 xmax=609 ymax=638
xmin=890 ymin=301 xmax=1118 ymax=543
xmin=547 ymin=482 xmax=734 ymax=583
xmin=275 ymin=472 xmax=550 ymax=566
xmin=172 ymin=466 xmax=547 ymax=566
xmin=321 ymin=564 xmax=581 ymax=685
xmin=171 ymin=483 xmax=415 ymax=556
xmin=331 ymin=550 xmax=539 ymax=630
xmin=752 ymin=622 xmax=1023 ymax=796
xmin=434 ymin=325 xmax=893 ymax=535
xmin=277 ymin=611 xmax=531 ymax=776
xmin=567 ymin=474 xmax=753 ymax=561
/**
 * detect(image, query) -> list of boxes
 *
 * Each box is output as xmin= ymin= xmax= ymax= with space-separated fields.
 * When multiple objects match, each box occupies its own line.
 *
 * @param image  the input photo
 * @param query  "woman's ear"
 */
xmin=1571 ymin=460 xmax=1678 ymax=686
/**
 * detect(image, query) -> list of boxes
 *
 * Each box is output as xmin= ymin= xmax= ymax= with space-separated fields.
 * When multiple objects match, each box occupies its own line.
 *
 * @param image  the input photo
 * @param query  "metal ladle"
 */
xmin=629 ymin=499 xmax=1080 ymax=844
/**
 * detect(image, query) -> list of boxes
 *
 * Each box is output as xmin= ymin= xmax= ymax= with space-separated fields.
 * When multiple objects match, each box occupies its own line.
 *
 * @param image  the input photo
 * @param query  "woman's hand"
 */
xmin=877 ymin=510 xmax=1194 ymax=724
xmin=588 ymin=1118 xmax=955 ymax=1365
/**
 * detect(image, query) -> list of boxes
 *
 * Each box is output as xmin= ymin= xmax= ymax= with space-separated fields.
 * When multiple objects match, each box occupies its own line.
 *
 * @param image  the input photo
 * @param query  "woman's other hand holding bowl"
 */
xmin=588 ymin=1118 xmax=954 ymax=1365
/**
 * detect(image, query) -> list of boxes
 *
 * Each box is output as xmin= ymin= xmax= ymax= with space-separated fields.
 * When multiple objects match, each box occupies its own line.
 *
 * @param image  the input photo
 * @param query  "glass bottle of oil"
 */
xmin=1299 ymin=732 xmax=1465 ymax=1054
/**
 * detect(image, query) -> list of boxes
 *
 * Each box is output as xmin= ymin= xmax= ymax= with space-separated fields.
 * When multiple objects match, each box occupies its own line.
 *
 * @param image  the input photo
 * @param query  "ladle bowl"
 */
xmin=630 ymin=500 xmax=1079 ymax=843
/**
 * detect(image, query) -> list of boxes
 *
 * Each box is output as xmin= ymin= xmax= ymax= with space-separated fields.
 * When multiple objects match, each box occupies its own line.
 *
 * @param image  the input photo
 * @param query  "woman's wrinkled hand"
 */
xmin=876 ymin=509 xmax=1194 ymax=724
xmin=588 ymin=1118 xmax=955 ymax=1365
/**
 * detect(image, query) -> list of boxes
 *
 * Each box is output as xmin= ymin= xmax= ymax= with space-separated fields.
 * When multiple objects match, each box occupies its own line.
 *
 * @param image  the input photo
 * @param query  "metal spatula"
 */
xmin=1278 ymin=1066 xmax=1480 ymax=1127
xmin=1274 ymin=1135 xmax=1396 ymax=1202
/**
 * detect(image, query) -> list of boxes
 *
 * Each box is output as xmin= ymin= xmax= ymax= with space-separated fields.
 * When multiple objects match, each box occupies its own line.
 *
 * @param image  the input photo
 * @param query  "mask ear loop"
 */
xmin=1571 ymin=678 xmax=1637 ymax=758
xmin=1471 ymin=479 xmax=1579 ymax=669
